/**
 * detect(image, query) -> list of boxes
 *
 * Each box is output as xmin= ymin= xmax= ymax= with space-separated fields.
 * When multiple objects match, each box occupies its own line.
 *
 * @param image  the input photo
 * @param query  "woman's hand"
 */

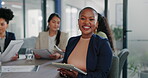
xmin=58 ymin=68 xmax=78 ymax=78
xmin=11 ymin=54 xmax=18 ymax=61
xmin=34 ymin=54 xmax=41 ymax=59
xmin=49 ymin=52 xmax=62 ymax=60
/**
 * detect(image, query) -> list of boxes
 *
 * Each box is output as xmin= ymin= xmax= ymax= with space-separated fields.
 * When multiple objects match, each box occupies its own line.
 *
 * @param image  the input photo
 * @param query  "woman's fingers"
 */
xmin=34 ymin=54 xmax=41 ymax=58
xmin=58 ymin=68 xmax=78 ymax=78
xmin=49 ymin=53 xmax=61 ymax=59
xmin=11 ymin=56 xmax=18 ymax=61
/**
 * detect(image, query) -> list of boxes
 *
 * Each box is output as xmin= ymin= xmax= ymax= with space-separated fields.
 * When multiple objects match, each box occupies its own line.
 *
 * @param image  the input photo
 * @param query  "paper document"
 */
xmin=51 ymin=62 xmax=87 ymax=75
xmin=32 ymin=49 xmax=52 ymax=59
xmin=2 ymin=65 xmax=39 ymax=72
xmin=2 ymin=40 xmax=24 ymax=62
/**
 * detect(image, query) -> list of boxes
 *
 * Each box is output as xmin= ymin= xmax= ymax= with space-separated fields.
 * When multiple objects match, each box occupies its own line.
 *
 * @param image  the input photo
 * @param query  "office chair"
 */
xmin=18 ymin=37 xmax=37 ymax=54
xmin=21 ymin=37 xmax=37 ymax=49
xmin=118 ymin=49 xmax=129 ymax=78
xmin=108 ymin=55 xmax=119 ymax=78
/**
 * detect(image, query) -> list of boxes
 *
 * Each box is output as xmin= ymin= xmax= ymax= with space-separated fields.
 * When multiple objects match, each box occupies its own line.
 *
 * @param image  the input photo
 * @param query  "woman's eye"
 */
xmin=52 ymin=21 xmax=56 ymax=23
xmin=57 ymin=22 xmax=60 ymax=25
xmin=80 ymin=18 xmax=85 ymax=20
xmin=0 ymin=23 xmax=6 ymax=26
xmin=90 ymin=19 xmax=95 ymax=21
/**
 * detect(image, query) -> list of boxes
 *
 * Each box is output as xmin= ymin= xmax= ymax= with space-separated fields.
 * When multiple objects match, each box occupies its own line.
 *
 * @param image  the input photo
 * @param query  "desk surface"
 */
xmin=1 ymin=58 xmax=63 ymax=78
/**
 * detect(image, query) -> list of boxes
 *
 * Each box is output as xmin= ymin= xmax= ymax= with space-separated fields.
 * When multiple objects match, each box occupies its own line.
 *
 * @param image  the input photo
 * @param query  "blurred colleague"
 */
xmin=0 ymin=7 xmax=18 ymax=61
xmin=58 ymin=7 xmax=112 ymax=78
xmin=95 ymin=13 xmax=115 ymax=51
xmin=35 ymin=13 xmax=68 ymax=60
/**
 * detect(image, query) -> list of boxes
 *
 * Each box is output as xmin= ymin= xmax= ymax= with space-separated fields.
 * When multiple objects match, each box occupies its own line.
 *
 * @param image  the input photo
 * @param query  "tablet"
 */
xmin=51 ymin=62 xmax=87 ymax=75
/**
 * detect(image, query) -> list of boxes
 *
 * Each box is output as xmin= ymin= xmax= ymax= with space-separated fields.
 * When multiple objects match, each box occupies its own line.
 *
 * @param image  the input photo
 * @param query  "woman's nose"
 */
xmin=85 ymin=19 xmax=90 ymax=25
xmin=55 ymin=23 xmax=60 ymax=27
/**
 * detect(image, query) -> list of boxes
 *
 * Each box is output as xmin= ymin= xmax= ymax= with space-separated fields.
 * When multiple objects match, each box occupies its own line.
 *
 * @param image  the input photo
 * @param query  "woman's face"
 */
xmin=78 ymin=9 xmax=98 ymax=37
xmin=48 ymin=16 xmax=60 ymax=32
xmin=0 ymin=18 xmax=8 ymax=34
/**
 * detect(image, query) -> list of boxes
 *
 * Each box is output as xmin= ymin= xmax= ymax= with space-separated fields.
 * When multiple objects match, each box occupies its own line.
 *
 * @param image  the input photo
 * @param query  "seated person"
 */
xmin=35 ymin=13 xmax=68 ymax=60
xmin=95 ymin=13 xmax=115 ymax=51
xmin=57 ymin=7 xmax=112 ymax=78
xmin=0 ymin=7 xmax=18 ymax=61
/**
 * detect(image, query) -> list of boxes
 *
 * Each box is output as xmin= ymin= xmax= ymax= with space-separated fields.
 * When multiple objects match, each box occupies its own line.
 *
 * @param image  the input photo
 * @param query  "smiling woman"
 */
xmin=78 ymin=7 xmax=98 ymax=38
xmin=58 ymin=7 xmax=112 ymax=78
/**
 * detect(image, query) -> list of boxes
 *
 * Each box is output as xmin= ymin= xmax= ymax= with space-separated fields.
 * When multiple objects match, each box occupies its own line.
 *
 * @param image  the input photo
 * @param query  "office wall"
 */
xmin=108 ymin=0 xmax=123 ymax=27
xmin=128 ymin=0 xmax=148 ymax=54
xmin=61 ymin=0 xmax=85 ymax=33
xmin=128 ymin=0 xmax=148 ymax=65
xmin=128 ymin=0 xmax=148 ymax=40
xmin=63 ymin=0 xmax=103 ymax=11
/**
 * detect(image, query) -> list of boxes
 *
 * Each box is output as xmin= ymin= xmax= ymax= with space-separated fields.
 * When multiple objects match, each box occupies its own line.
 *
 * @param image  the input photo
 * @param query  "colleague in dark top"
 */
xmin=95 ymin=13 xmax=115 ymax=51
xmin=58 ymin=7 xmax=112 ymax=78
xmin=0 ymin=7 xmax=18 ymax=61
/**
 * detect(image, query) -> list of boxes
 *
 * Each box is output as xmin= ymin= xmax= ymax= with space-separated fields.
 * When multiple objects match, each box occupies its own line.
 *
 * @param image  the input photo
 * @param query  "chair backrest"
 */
xmin=18 ymin=37 xmax=37 ymax=54
xmin=18 ymin=48 xmax=26 ymax=54
xmin=21 ymin=37 xmax=37 ymax=49
xmin=108 ymin=55 xmax=119 ymax=78
xmin=118 ymin=49 xmax=129 ymax=78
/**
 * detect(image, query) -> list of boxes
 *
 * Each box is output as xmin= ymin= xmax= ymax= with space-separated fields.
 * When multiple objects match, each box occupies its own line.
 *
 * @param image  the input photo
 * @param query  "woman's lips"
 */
xmin=82 ymin=26 xmax=91 ymax=30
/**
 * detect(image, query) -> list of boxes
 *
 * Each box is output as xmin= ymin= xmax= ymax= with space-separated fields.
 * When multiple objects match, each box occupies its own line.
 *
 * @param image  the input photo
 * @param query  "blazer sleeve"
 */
xmin=4 ymin=32 xmax=16 ymax=51
xmin=78 ymin=39 xmax=112 ymax=78
xmin=59 ymin=32 xmax=69 ymax=51
xmin=11 ymin=33 xmax=16 ymax=40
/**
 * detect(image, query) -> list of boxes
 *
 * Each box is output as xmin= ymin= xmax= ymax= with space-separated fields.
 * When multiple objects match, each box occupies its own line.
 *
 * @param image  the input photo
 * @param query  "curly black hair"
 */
xmin=0 ymin=7 xmax=14 ymax=24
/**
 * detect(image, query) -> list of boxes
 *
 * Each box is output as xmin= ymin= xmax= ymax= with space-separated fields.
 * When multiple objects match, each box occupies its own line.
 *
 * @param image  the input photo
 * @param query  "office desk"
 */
xmin=1 ymin=58 xmax=63 ymax=78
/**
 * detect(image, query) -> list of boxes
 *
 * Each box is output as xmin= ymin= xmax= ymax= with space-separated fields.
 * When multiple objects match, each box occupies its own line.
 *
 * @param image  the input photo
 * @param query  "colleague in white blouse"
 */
xmin=35 ymin=13 xmax=68 ymax=60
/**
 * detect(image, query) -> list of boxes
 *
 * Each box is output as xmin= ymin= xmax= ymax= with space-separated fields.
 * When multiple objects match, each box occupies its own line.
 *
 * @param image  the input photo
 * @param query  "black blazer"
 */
xmin=63 ymin=34 xmax=112 ymax=78
xmin=4 ymin=31 xmax=16 ymax=51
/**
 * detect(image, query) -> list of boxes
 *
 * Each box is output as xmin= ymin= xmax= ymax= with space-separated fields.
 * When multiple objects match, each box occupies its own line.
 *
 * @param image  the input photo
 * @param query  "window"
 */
xmin=65 ymin=5 xmax=80 ymax=37
xmin=2 ymin=0 xmax=55 ymax=39
xmin=2 ymin=0 xmax=24 ymax=39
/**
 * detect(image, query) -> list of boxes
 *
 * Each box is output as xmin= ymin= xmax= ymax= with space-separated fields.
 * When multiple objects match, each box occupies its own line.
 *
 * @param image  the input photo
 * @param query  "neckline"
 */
xmin=0 ymin=32 xmax=6 ymax=39
xmin=81 ymin=36 xmax=90 ymax=40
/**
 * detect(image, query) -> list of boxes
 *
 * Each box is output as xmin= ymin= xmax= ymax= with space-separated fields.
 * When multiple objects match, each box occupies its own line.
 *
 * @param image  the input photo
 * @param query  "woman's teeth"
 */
xmin=83 ymin=26 xmax=90 ymax=29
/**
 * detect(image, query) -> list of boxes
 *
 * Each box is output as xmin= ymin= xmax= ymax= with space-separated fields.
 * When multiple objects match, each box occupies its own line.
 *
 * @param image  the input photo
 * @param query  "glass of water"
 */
xmin=25 ymin=48 xmax=34 ymax=60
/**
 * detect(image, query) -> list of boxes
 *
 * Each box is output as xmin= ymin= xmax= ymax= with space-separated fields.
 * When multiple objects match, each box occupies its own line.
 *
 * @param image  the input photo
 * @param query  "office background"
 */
xmin=1 ymin=0 xmax=148 ymax=78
